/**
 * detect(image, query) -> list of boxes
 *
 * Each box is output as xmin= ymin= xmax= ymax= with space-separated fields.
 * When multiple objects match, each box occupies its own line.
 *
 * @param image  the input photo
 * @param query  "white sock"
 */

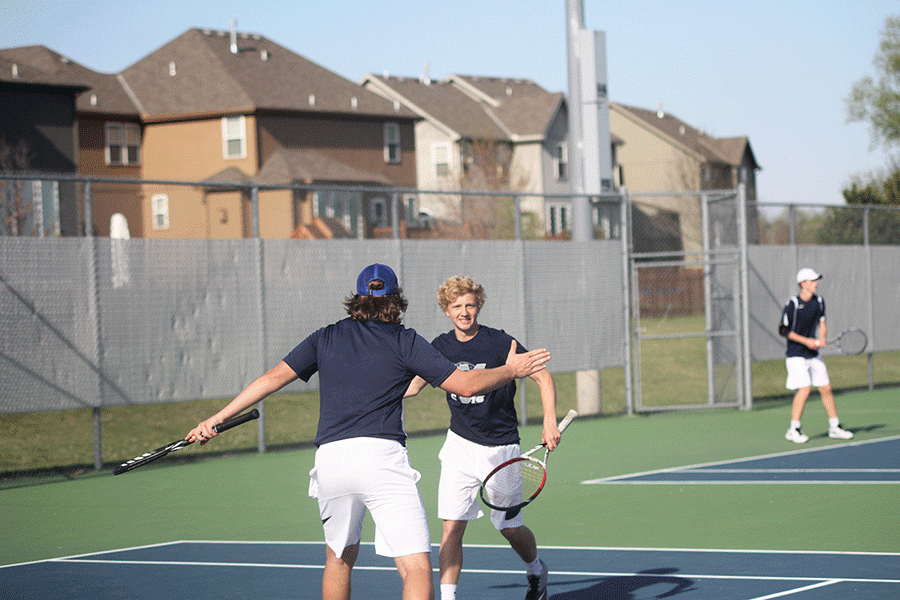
xmin=440 ymin=583 xmax=457 ymax=600
xmin=829 ymin=417 xmax=841 ymax=429
xmin=525 ymin=557 xmax=543 ymax=576
xmin=790 ymin=420 xmax=802 ymax=430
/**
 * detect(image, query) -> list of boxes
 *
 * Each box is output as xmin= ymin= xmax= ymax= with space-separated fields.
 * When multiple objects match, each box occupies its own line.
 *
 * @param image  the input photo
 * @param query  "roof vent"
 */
xmin=90 ymin=94 xmax=98 ymax=106
xmin=351 ymin=96 xmax=358 ymax=109
xmin=506 ymin=86 xmax=512 ymax=96
xmin=230 ymin=19 xmax=238 ymax=54
xmin=657 ymin=102 xmax=664 ymax=119
xmin=260 ymin=49 xmax=269 ymax=61
xmin=308 ymin=94 xmax=315 ymax=106
xmin=679 ymin=125 xmax=685 ymax=135
xmin=169 ymin=61 xmax=176 ymax=76
xmin=422 ymin=62 xmax=431 ymax=85
xmin=11 ymin=63 xmax=18 ymax=78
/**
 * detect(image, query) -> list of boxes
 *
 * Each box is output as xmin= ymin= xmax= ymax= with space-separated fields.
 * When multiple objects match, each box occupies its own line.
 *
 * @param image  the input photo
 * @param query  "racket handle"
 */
xmin=558 ymin=409 xmax=577 ymax=433
xmin=213 ymin=408 xmax=260 ymax=434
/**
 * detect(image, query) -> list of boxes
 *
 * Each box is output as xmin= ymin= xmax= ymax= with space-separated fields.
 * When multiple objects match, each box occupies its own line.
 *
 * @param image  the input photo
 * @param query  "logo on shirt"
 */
xmin=451 ymin=361 xmax=486 ymax=404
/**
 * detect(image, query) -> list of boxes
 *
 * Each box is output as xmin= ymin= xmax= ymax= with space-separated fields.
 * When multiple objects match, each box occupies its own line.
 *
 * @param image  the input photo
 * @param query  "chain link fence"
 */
xmin=2 ymin=172 xmax=899 ymax=473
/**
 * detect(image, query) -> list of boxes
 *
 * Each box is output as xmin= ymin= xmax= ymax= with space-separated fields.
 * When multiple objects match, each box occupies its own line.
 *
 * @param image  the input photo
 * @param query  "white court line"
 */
xmin=678 ymin=468 xmax=900 ymax=473
xmin=747 ymin=579 xmax=841 ymax=599
xmin=581 ymin=435 xmax=900 ymax=484
xmin=47 ymin=559 xmax=900 ymax=584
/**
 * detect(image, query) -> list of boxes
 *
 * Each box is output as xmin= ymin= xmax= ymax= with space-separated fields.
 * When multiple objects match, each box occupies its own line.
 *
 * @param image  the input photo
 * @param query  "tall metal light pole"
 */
xmin=565 ymin=0 xmax=591 ymax=241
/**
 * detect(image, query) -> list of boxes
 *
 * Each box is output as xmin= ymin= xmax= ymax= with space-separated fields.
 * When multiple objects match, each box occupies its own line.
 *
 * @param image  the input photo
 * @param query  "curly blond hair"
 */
xmin=437 ymin=275 xmax=486 ymax=312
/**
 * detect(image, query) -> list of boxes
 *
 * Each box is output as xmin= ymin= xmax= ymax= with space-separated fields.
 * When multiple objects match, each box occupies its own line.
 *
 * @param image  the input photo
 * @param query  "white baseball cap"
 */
xmin=796 ymin=268 xmax=823 ymax=283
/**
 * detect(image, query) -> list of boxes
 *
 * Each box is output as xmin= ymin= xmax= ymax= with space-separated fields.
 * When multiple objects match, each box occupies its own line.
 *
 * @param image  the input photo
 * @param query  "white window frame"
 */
xmin=554 ymin=143 xmax=568 ymax=180
xmin=222 ymin=115 xmax=247 ymax=159
xmin=105 ymin=122 xmax=141 ymax=166
xmin=546 ymin=201 xmax=571 ymax=236
xmin=383 ymin=122 xmax=401 ymax=163
xmin=434 ymin=143 xmax=451 ymax=178
xmin=151 ymin=194 xmax=170 ymax=230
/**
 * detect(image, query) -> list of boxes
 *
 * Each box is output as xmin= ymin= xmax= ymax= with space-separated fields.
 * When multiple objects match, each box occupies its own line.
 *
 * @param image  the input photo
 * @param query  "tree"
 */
xmin=846 ymin=15 xmax=900 ymax=152
xmin=0 ymin=138 xmax=36 ymax=236
xmin=821 ymin=168 xmax=900 ymax=245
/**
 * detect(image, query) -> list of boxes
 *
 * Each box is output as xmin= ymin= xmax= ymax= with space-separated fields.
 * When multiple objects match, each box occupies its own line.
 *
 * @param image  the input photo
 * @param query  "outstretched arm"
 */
xmin=187 ymin=361 xmax=298 ymax=444
xmin=440 ymin=340 xmax=550 ymax=398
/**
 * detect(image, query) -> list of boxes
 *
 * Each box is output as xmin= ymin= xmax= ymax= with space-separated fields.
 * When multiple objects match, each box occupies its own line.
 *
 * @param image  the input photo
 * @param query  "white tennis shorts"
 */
xmin=785 ymin=356 xmax=830 ymax=390
xmin=437 ymin=429 xmax=524 ymax=530
xmin=308 ymin=437 xmax=430 ymax=558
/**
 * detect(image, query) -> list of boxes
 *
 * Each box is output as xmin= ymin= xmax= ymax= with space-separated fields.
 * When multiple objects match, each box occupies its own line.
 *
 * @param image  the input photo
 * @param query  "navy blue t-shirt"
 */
xmin=431 ymin=325 xmax=524 ymax=446
xmin=283 ymin=318 xmax=456 ymax=447
xmin=781 ymin=294 xmax=825 ymax=359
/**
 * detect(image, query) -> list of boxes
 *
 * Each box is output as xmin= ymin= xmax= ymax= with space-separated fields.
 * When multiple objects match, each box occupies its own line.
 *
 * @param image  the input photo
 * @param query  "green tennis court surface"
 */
xmin=3 ymin=387 xmax=899 ymax=598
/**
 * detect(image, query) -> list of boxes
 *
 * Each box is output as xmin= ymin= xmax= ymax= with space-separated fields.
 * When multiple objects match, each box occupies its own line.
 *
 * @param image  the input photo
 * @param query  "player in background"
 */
xmin=188 ymin=264 xmax=551 ymax=600
xmin=406 ymin=275 xmax=560 ymax=600
xmin=780 ymin=268 xmax=854 ymax=443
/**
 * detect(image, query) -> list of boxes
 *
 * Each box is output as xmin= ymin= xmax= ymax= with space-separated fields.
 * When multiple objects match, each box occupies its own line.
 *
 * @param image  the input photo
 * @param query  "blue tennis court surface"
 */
xmin=3 ymin=541 xmax=899 ymax=599
xmin=582 ymin=435 xmax=900 ymax=484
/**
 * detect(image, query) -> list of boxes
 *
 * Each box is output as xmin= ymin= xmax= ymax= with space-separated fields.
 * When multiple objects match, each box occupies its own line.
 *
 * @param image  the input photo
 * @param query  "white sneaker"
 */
xmin=829 ymin=425 xmax=854 ymax=439
xmin=785 ymin=428 xmax=809 ymax=443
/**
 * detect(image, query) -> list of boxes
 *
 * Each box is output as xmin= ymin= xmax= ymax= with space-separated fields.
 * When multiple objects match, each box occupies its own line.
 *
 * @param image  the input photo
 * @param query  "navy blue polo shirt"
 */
xmin=431 ymin=325 xmax=524 ymax=446
xmin=284 ymin=318 xmax=456 ymax=447
xmin=781 ymin=294 xmax=825 ymax=359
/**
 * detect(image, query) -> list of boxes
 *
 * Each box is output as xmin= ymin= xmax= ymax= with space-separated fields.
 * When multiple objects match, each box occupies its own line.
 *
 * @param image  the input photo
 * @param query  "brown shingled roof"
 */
xmin=614 ymin=103 xmax=753 ymax=167
xmin=365 ymin=73 xmax=564 ymax=142
xmin=0 ymin=46 xmax=137 ymax=115
xmin=256 ymin=147 xmax=390 ymax=185
xmin=450 ymin=75 xmax=564 ymax=139
xmin=120 ymin=28 xmax=415 ymax=121
xmin=365 ymin=75 xmax=507 ymax=139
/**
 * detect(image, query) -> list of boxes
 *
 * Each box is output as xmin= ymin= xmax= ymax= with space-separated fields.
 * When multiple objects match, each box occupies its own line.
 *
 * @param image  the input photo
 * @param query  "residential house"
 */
xmin=0 ymin=45 xmax=145 ymax=237
xmin=0 ymin=54 xmax=88 ymax=235
xmin=361 ymin=73 xmax=576 ymax=237
xmin=2 ymin=27 xmax=419 ymax=239
xmin=610 ymin=103 xmax=760 ymax=253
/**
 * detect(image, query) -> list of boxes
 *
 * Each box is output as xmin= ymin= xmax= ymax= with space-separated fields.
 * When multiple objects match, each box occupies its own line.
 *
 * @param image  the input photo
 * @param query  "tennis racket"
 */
xmin=480 ymin=409 xmax=577 ymax=520
xmin=113 ymin=409 xmax=260 ymax=475
xmin=826 ymin=328 xmax=868 ymax=356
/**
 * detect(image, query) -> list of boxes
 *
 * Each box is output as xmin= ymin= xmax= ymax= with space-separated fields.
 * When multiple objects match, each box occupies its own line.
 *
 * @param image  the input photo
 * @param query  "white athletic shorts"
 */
xmin=785 ymin=356 xmax=830 ymax=390
xmin=308 ymin=437 xmax=430 ymax=558
xmin=437 ymin=429 xmax=524 ymax=530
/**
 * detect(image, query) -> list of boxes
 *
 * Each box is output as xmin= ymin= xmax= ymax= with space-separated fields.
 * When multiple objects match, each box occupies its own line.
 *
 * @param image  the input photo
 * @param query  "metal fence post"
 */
xmin=737 ymin=184 xmax=752 ymax=409
xmin=620 ymin=189 xmax=634 ymax=415
xmin=391 ymin=192 xmax=400 ymax=239
xmin=251 ymin=185 xmax=267 ymax=453
xmin=84 ymin=180 xmax=105 ymax=469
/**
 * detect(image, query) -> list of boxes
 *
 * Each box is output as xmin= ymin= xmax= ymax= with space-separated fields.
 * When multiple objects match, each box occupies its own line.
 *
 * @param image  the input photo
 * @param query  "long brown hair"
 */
xmin=343 ymin=280 xmax=408 ymax=323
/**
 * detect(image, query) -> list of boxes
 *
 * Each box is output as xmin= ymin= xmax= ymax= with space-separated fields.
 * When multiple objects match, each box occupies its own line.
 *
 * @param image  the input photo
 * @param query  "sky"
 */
xmin=3 ymin=0 xmax=897 ymax=205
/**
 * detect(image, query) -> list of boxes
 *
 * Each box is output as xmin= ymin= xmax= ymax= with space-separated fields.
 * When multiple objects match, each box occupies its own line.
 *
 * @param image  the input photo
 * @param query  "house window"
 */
xmin=555 ymin=144 xmax=568 ymax=180
xmin=151 ymin=194 xmax=170 ymax=230
xmin=384 ymin=122 xmax=401 ymax=163
xmin=105 ymin=122 xmax=141 ymax=165
xmin=222 ymin=115 xmax=246 ymax=159
xmin=546 ymin=202 xmax=570 ymax=236
xmin=314 ymin=189 xmax=361 ymax=236
xmin=434 ymin=143 xmax=450 ymax=177
xmin=370 ymin=197 xmax=387 ymax=228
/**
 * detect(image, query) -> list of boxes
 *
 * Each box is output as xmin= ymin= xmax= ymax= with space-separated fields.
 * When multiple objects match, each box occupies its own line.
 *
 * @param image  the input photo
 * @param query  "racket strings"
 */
xmin=483 ymin=457 xmax=545 ymax=509
xmin=837 ymin=330 xmax=867 ymax=354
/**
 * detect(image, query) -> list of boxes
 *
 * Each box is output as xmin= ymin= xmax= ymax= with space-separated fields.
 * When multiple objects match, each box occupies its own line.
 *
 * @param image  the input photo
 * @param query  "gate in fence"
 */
xmin=627 ymin=189 xmax=749 ymax=412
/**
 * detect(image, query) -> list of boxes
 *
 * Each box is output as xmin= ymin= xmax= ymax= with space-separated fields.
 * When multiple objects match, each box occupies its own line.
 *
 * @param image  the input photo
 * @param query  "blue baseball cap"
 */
xmin=356 ymin=263 xmax=399 ymax=296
